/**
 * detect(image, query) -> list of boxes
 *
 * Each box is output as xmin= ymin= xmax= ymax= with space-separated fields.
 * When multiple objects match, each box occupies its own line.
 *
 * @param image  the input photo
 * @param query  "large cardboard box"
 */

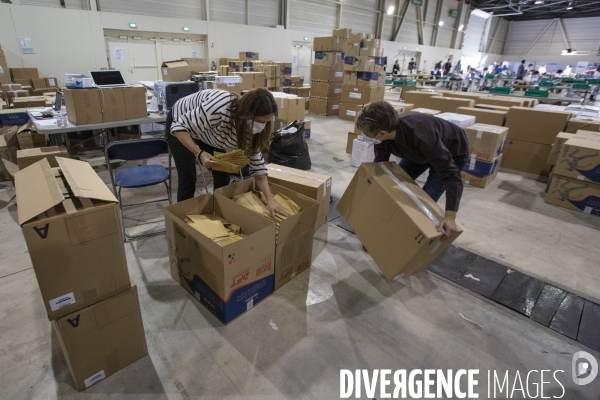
xmin=266 ymin=164 xmax=332 ymax=233
xmin=32 ymin=87 xmax=58 ymax=97
xmin=341 ymin=85 xmax=384 ymax=105
xmin=314 ymin=37 xmax=347 ymax=52
xmin=12 ymin=96 xmax=47 ymax=108
xmin=64 ymin=88 xmax=103 ymax=125
xmin=548 ymin=132 xmax=576 ymax=166
xmin=205 ymin=81 xmax=242 ymax=95
xmin=344 ymin=72 xmax=358 ymax=86
xmin=554 ymin=139 xmax=600 ymax=184
xmin=215 ymin=179 xmax=319 ymax=290
xmin=15 ymin=158 xmax=130 ymax=320
xmin=100 ymin=88 xmax=126 ymax=123
xmin=332 ymin=28 xmax=352 ymax=39
xmin=464 ymin=123 xmax=508 ymax=162
xmin=17 ymin=146 xmax=69 ymax=169
xmin=10 ymin=68 xmax=28 ymax=80
xmin=122 ymin=86 xmax=148 ymax=120
xmin=356 ymin=71 xmax=382 ymax=87
xmin=565 ymin=119 xmax=600 ymax=133
xmin=311 ymin=82 xmax=342 ymax=98
xmin=501 ymin=139 xmax=552 ymax=176
xmin=394 ymin=103 xmax=415 ymax=113
xmin=345 ymin=42 xmax=361 ymax=57
xmin=475 ymin=96 xmax=526 ymax=108
xmin=362 ymin=38 xmax=381 ymax=48
xmin=314 ymin=52 xmax=344 ymax=67
xmin=161 ymin=60 xmax=190 ymax=82
xmin=337 ymin=162 xmax=462 ymax=280
xmin=52 ymin=277 xmax=148 ymax=391
xmin=339 ymin=102 xmax=364 ymax=122
xmin=2 ymin=83 xmax=22 ymax=97
xmin=545 ymin=175 xmax=600 ymax=216
xmin=0 ymin=109 xmax=30 ymax=128
xmin=350 ymin=32 xmax=367 ymax=42
xmin=272 ymin=95 xmax=305 ymax=124
xmin=181 ymin=58 xmax=208 ymax=73
xmin=233 ymin=72 xmax=266 ymax=90
xmin=456 ymin=106 xmax=507 ymax=126
xmin=239 ymin=52 xmax=259 ymax=61
xmin=5 ymin=90 xmax=29 ymax=105
xmin=359 ymin=47 xmax=384 ymax=57
xmin=31 ymin=78 xmax=47 ymax=90
xmin=16 ymin=122 xmax=48 ymax=149
xmin=428 ymin=97 xmax=474 ymax=113
xmin=309 ymin=97 xmax=340 ymax=116
xmin=164 ymin=194 xmax=276 ymax=324
xmin=462 ymin=154 xmax=503 ymax=188
xmin=343 ymin=56 xmax=375 ymax=72
xmin=505 ymin=107 xmax=571 ymax=145
xmin=0 ymin=126 xmax=18 ymax=181
xmin=310 ymin=65 xmax=344 ymax=83
xmin=347 ymin=132 xmax=359 ymax=154
xmin=403 ymin=91 xmax=442 ymax=109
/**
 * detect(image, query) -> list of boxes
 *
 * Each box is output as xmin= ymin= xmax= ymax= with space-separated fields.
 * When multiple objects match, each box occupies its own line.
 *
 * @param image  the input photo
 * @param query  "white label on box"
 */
xmin=227 ymin=83 xmax=236 ymax=87
xmin=162 ymin=68 xmax=168 ymax=76
xmin=327 ymin=179 xmax=332 ymax=187
xmin=470 ymin=153 xmax=477 ymax=159
xmin=577 ymin=175 xmax=585 ymax=180
xmin=347 ymin=110 xmax=357 ymax=117
xmin=335 ymin=72 xmax=343 ymax=77
xmin=469 ymin=157 xmax=476 ymax=170
xmin=48 ymin=79 xmax=55 ymax=86
xmin=49 ymin=292 xmax=75 ymax=312
xmin=584 ymin=206 xmax=593 ymax=214
xmin=350 ymin=92 xmax=362 ymax=99
xmin=247 ymin=298 xmax=254 ymax=310
xmin=476 ymin=130 xmax=483 ymax=139
xmin=465 ymin=180 xmax=470 ymax=185
xmin=84 ymin=370 xmax=106 ymax=388
xmin=335 ymin=88 xmax=342 ymax=94
xmin=332 ymin=104 xmax=340 ymax=110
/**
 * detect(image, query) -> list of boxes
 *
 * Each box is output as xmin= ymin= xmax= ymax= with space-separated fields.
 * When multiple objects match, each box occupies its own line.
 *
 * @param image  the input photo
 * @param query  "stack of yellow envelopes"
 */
xmin=183 ymin=214 xmax=246 ymax=246
xmin=211 ymin=149 xmax=248 ymax=174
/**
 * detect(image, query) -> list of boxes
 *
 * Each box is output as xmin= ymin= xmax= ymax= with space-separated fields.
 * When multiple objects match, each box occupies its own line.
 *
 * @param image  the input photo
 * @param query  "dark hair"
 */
xmin=232 ymin=88 xmax=278 ymax=157
xmin=521 ymin=60 xmax=526 ymax=63
xmin=355 ymin=101 xmax=398 ymax=136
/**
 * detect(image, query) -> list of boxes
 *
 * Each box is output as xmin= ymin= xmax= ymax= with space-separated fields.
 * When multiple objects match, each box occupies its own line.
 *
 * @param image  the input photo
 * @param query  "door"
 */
xmin=292 ymin=45 xmax=313 ymax=84
xmin=180 ymin=40 xmax=204 ymax=60
xmin=130 ymin=38 xmax=159 ymax=82
xmin=106 ymin=37 xmax=134 ymax=82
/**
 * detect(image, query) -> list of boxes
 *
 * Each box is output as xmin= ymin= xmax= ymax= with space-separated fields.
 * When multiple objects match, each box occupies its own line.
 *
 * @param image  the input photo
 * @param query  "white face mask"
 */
xmin=363 ymin=135 xmax=381 ymax=145
xmin=248 ymin=119 xmax=267 ymax=135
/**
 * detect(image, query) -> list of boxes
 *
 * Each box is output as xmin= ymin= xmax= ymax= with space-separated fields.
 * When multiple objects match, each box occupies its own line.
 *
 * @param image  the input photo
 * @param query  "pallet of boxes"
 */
xmin=163 ymin=166 xmax=332 ymax=322
xmin=14 ymin=157 xmax=148 ymax=391
xmin=545 ymin=128 xmax=600 ymax=216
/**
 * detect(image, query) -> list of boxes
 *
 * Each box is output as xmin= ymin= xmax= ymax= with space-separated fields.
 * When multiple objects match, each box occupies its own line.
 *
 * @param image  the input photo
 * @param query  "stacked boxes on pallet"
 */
xmin=15 ymin=158 xmax=147 ymax=391
xmin=309 ymin=29 xmax=347 ymax=116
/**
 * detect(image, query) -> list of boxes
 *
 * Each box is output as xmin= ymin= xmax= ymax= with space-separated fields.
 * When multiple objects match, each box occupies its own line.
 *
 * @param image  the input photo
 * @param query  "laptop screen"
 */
xmin=90 ymin=70 xmax=126 ymax=86
xmin=54 ymin=92 xmax=63 ymax=112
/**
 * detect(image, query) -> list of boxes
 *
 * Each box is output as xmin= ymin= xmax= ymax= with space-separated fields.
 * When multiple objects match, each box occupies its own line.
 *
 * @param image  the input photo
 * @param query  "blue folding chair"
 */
xmin=104 ymin=138 xmax=172 ymax=241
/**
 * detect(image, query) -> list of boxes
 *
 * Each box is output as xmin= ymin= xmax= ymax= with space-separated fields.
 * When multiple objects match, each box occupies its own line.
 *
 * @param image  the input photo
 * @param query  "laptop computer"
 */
xmin=89 ymin=70 xmax=130 ymax=88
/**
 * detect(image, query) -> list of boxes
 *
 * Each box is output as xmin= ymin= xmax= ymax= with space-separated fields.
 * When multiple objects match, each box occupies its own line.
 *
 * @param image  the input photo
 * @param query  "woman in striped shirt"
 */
xmin=166 ymin=88 xmax=288 ymax=216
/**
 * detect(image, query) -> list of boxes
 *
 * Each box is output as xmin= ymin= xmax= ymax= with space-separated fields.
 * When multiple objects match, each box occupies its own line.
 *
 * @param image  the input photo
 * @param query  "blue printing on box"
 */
xmin=357 ymin=71 xmax=379 ymax=81
xmin=283 ymin=67 xmax=292 ymax=74
xmin=463 ymin=157 xmax=500 ymax=178
xmin=244 ymin=52 xmax=255 ymax=59
xmin=344 ymin=56 xmax=357 ymax=65
xmin=183 ymin=273 xmax=274 ymax=324
xmin=0 ymin=111 xmax=29 ymax=127
xmin=568 ymin=196 xmax=600 ymax=216
xmin=66 ymin=81 xmax=85 ymax=88
xmin=243 ymin=67 xmax=254 ymax=72
xmin=282 ymin=79 xmax=292 ymax=86
xmin=315 ymin=52 xmax=326 ymax=61
xmin=573 ymin=164 xmax=600 ymax=184
xmin=374 ymin=57 xmax=385 ymax=67
xmin=497 ymin=140 xmax=505 ymax=156
xmin=243 ymin=61 xmax=253 ymax=67
xmin=282 ymin=87 xmax=291 ymax=94
xmin=304 ymin=128 xmax=311 ymax=139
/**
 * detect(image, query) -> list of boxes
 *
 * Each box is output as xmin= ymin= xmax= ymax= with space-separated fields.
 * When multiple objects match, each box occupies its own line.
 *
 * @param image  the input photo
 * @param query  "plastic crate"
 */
xmin=490 ymin=87 xmax=514 ymax=94
xmin=573 ymin=83 xmax=591 ymax=89
xmin=525 ymin=89 xmax=549 ymax=97
xmin=385 ymin=78 xmax=393 ymax=85
xmin=539 ymin=81 xmax=555 ymax=87
xmin=485 ymin=74 xmax=497 ymax=79
xmin=588 ymin=79 xmax=600 ymax=85
xmin=561 ymin=78 xmax=575 ymax=83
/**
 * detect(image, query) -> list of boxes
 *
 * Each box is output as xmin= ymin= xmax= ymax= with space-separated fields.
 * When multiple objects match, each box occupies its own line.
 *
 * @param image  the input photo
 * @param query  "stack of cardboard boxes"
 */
xmin=63 ymin=86 xmax=147 ymax=125
xmin=309 ymin=29 xmax=347 ymax=116
xmin=15 ymin=158 xmax=147 ymax=391
xmin=461 ymin=123 xmax=509 ymax=188
xmin=545 ymin=129 xmax=600 ymax=216
xmin=340 ymin=30 xmax=386 ymax=120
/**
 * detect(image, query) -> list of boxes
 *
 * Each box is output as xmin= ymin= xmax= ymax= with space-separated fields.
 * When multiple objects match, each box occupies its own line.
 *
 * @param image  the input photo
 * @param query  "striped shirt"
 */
xmin=170 ymin=89 xmax=267 ymax=176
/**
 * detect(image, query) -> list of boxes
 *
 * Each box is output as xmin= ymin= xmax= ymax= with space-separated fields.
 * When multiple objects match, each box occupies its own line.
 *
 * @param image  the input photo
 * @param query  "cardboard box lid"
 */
xmin=564 ymin=137 xmax=600 ymax=151
xmin=465 ymin=123 xmax=508 ymax=134
xmin=15 ymin=157 xmax=117 ymax=225
xmin=161 ymin=60 xmax=189 ymax=68
xmin=266 ymin=164 xmax=332 ymax=189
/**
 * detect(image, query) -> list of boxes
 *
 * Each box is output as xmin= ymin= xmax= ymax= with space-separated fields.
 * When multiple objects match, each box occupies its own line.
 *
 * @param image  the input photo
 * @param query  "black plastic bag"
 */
xmin=269 ymin=120 xmax=311 ymax=170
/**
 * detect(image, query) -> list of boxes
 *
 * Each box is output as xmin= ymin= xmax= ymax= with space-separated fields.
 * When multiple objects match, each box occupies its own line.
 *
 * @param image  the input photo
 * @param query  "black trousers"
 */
xmin=165 ymin=111 xmax=231 ymax=202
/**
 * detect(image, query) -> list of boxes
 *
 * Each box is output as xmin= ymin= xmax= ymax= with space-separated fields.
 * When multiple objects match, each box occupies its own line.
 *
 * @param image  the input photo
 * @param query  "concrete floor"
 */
xmin=1 ymin=91 xmax=600 ymax=399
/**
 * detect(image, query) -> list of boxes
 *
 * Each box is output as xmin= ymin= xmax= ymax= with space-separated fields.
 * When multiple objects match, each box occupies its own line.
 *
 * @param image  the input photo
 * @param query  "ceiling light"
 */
xmin=439 ymin=21 xmax=444 ymax=26
xmin=133 ymin=36 xmax=141 ymax=40
xmin=387 ymin=5 xmax=395 ymax=15
xmin=118 ymin=35 xmax=127 ymax=39
xmin=129 ymin=23 xmax=137 ymax=29
xmin=567 ymin=1 xmax=572 ymax=9
xmin=304 ymin=37 xmax=309 ymax=41
xmin=458 ymin=24 xmax=464 ymax=31
xmin=534 ymin=0 xmax=542 ymax=4
xmin=172 ymin=38 xmax=180 ymax=42
xmin=184 ymin=39 xmax=191 ymax=42
xmin=403 ymin=46 xmax=406 ymax=49
xmin=183 ymin=27 xmax=190 ymax=32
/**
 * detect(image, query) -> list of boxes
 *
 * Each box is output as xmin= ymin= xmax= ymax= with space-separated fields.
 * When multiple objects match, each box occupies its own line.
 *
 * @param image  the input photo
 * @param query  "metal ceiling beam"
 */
xmin=430 ymin=0 xmax=443 ymax=47
xmin=336 ymin=3 xmax=342 ymax=29
xmin=393 ymin=0 xmax=411 ymax=42
xmin=522 ymin=19 xmax=556 ymax=56
xmin=205 ymin=0 xmax=210 ymax=21
xmin=501 ymin=19 xmax=512 ymax=54
xmin=486 ymin=15 xmax=501 ymax=53
xmin=450 ymin=0 xmax=464 ymax=49
xmin=416 ymin=4 xmax=424 ymax=45
xmin=375 ymin=0 xmax=385 ymax=40
xmin=546 ymin=18 xmax=557 ymax=56
xmin=558 ymin=18 xmax=572 ymax=49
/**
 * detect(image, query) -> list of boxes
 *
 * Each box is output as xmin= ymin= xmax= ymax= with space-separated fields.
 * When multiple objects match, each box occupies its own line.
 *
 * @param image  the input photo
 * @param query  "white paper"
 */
xmin=247 ymin=298 xmax=254 ymax=310
xmin=347 ymin=110 xmax=357 ymax=117
xmin=335 ymin=72 xmax=343 ymax=77
xmin=469 ymin=158 xmax=476 ymax=170
xmin=476 ymin=130 xmax=483 ymax=139
xmin=84 ymin=370 xmax=106 ymax=388
xmin=35 ymin=119 xmax=59 ymax=127
xmin=48 ymin=78 xmax=56 ymax=86
xmin=162 ymin=68 xmax=168 ymax=76
xmin=349 ymin=92 xmax=362 ymax=99
xmin=577 ymin=175 xmax=585 ymax=180
xmin=114 ymin=47 xmax=123 ymax=60
xmin=583 ymin=206 xmax=593 ymax=214
xmin=334 ymin=88 xmax=342 ymax=94
xmin=19 ymin=37 xmax=34 ymax=54
xmin=292 ymin=55 xmax=298 ymax=63
xmin=191 ymin=50 xmax=198 ymax=58
xmin=49 ymin=292 xmax=75 ymax=312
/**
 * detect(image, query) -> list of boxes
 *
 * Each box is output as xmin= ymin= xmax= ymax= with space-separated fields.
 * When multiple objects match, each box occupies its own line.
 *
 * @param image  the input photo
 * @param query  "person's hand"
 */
xmin=199 ymin=152 xmax=214 ymax=168
xmin=268 ymin=199 xmax=291 ymax=218
xmin=437 ymin=211 xmax=458 ymax=242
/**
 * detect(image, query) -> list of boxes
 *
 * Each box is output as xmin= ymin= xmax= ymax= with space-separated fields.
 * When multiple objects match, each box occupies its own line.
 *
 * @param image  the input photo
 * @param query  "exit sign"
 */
xmin=449 ymin=9 xmax=459 ymax=18
xmin=411 ymin=0 xmax=423 ymax=5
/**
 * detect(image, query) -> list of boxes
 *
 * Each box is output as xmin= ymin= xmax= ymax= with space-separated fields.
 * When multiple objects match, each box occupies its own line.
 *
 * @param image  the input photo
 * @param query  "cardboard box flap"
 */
xmin=56 ymin=157 xmax=118 ymax=203
xmin=564 ymin=138 xmax=600 ymax=150
xmin=162 ymin=60 xmax=189 ymax=68
xmin=15 ymin=158 xmax=64 ymax=225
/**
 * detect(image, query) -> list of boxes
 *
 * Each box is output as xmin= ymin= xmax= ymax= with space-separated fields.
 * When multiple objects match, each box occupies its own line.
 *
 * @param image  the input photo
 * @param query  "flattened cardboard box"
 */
xmin=15 ymin=158 xmax=130 ymax=320
xmin=505 ymin=106 xmax=571 ymax=145
xmin=161 ymin=60 xmax=190 ymax=82
xmin=215 ymin=179 xmax=319 ymax=290
xmin=309 ymin=97 xmax=340 ymax=116
xmin=428 ymin=97 xmax=474 ymax=113
xmin=545 ymin=175 xmax=600 ymax=216
xmin=164 ymin=194 xmax=276 ymax=324
xmin=17 ymin=145 xmax=69 ymax=169
xmin=266 ymin=164 xmax=332 ymax=233
xmin=403 ymin=91 xmax=442 ymax=109
xmin=501 ymin=139 xmax=552 ymax=176
xmin=456 ymin=106 xmax=506 ymax=127
xmin=463 ymin=123 xmax=508 ymax=162
xmin=554 ymin=139 xmax=600 ymax=184
xmin=52 ymin=277 xmax=148 ymax=391
xmin=336 ymin=162 xmax=462 ymax=281
xmin=462 ymin=154 xmax=503 ymax=188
